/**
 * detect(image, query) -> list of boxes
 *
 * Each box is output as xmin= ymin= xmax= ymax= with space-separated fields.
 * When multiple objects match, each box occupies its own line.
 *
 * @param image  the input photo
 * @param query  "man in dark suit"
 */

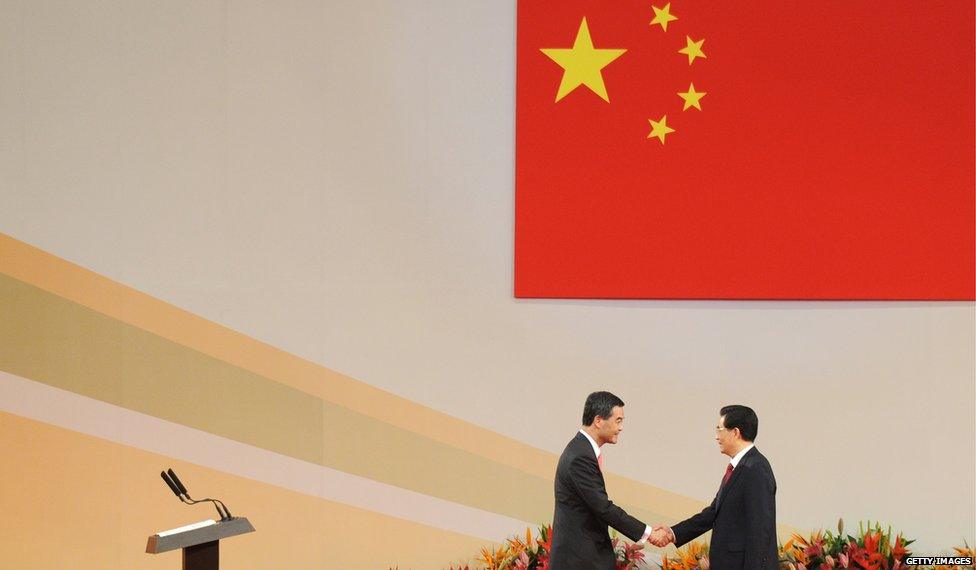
xmin=549 ymin=391 xmax=652 ymax=569
xmin=652 ymin=405 xmax=778 ymax=569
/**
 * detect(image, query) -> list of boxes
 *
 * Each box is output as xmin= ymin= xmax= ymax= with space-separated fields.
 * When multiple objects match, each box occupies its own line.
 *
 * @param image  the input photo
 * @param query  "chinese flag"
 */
xmin=515 ymin=1 xmax=975 ymax=300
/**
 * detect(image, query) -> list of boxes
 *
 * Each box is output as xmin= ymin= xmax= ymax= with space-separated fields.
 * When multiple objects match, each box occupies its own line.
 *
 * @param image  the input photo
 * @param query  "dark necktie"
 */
xmin=721 ymin=463 xmax=734 ymax=486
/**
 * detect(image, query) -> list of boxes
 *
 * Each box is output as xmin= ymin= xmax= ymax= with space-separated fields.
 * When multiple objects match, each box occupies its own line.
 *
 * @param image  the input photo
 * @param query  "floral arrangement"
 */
xmin=400 ymin=519 xmax=970 ymax=570
xmin=476 ymin=525 xmax=551 ymax=570
xmin=470 ymin=524 xmax=645 ymax=570
xmin=660 ymin=540 xmax=709 ymax=569
xmin=659 ymin=519 xmax=971 ymax=570
xmin=780 ymin=519 xmax=912 ymax=569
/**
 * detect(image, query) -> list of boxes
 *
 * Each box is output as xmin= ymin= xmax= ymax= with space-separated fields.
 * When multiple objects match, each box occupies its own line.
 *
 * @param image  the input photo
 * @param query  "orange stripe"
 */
xmin=0 ymin=410 xmax=491 ymax=569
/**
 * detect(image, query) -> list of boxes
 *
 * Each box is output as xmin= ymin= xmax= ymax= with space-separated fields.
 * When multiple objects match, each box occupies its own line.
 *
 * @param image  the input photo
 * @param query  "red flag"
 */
xmin=515 ymin=1 xmax=975 ymax=300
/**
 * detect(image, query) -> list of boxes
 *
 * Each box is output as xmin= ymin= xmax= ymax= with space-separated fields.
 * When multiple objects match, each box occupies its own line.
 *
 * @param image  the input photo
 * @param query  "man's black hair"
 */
xmin=720 ymin=404 xmax=758 ymax=442
xmin=582 ymin=391 xmax=625 ymax=426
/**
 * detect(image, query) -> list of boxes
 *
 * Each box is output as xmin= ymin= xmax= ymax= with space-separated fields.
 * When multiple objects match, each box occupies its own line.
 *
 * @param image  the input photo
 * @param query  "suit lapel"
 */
xmin=574 ymin=432 xmax=607 ymax=489
xmin=715 ymin=447 xmax=756 ymax=511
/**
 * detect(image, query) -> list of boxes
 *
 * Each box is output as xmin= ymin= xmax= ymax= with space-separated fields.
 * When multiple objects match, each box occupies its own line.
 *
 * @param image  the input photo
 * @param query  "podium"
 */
xmin=146 ymin=517 xmax=255 ymax=570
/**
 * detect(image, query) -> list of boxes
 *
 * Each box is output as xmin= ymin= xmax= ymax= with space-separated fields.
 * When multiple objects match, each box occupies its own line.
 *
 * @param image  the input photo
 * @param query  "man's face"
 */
xmin=596 ymin=405 xmax=625 ymax=445
xmin=714 ymin=415 xmax=737 ymax=457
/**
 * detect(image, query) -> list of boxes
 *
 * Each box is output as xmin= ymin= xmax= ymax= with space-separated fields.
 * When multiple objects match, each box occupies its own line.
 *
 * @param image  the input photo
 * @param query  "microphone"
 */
xmin=159 ymin=468 xmax=234 ymax=521
xmin=160 ymin=471 xmax=183 ymax=499
xmin=167 ymin=469 xmax=189 ymax=496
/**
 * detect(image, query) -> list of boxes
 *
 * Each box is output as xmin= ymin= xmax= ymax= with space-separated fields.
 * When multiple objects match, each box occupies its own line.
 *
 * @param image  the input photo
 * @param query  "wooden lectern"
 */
xmin=146 ymin=517 xmax=255 ymax=570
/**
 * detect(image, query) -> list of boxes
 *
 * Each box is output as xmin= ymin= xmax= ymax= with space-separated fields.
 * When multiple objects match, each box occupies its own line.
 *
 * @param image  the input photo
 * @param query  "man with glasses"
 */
xmin=649 ymin=405 xmax=778 ymax=569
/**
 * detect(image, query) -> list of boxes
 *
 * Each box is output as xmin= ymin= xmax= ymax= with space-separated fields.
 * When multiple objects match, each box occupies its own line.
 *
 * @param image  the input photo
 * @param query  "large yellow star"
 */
xmin=649 ymin=3 xmax=678 ymax=32
xmin=678 ymin=36 xmax=706 ymax=65
xmin=647 ymin=115 xmax=675 ymax=144
xmin=541 ymin=18 xmax=627 ymax=103
xmin=678 ymin=83 xmax=707 ymax=111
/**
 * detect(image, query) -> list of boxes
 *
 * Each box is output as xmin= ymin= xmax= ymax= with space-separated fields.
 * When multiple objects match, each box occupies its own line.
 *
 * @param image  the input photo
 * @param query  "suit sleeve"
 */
xmin=670 ymin=496 xmax=718 ymax=547
xmin=567 ymin=455 xmax=646 ymax=542
xmin=743 ymin=466 xmax=776 ymax=568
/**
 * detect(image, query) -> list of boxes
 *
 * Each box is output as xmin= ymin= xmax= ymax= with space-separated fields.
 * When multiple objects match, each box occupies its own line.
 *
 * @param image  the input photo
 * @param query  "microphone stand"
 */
xmin=160 ymin=469 xmax=233 ymax=521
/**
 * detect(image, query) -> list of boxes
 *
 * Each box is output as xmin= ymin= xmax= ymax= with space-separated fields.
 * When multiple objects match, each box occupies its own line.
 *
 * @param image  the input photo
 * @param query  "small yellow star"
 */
xmin=678 ymin=36 xmax=706 ymax=65
xmin=647 ymin=115 xmax=675 ymax=144
xmin=541 ymin=18 xmax=627 ymax=103
xmin=649 ymin=3 xmax=678 ymax=32
xmin=677 ymin=83 xmax=707 ymax=111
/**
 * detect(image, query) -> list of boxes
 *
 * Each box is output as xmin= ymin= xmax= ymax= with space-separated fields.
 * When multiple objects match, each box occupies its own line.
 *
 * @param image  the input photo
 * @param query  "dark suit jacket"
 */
xmin=549 ymin=432 xmax=647 ymax=569
xmin=671 ymin=446 xmax=777 ymax=570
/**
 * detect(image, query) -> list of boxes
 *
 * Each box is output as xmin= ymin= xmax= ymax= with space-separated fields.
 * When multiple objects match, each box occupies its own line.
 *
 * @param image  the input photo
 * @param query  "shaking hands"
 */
xmin=649 ymin=525 xmax=674 ymax=547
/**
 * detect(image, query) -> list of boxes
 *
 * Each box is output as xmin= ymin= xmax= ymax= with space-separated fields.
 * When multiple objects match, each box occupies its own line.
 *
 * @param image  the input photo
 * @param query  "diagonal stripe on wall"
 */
xmin=0 ymin=370 xmax=535 ymax=541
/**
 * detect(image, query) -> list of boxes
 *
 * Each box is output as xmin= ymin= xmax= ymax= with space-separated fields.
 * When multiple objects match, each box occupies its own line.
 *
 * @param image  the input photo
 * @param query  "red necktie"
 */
xmin=721 ymin=463 xmax=734 ymax=486
xmin=598 ymin=454 xmax=605 ymax=472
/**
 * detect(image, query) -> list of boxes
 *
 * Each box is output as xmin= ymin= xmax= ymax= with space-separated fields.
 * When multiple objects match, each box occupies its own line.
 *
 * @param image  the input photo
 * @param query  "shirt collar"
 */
xmin=579 ymin=429 xmax=600 ymax=458
xmin=730 ymin=443 xmax=754 ymax=468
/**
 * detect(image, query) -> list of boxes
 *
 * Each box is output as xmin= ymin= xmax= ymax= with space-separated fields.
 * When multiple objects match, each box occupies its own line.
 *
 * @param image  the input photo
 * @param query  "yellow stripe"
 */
xmin=0 ymin=273 xmax=325 ymax=464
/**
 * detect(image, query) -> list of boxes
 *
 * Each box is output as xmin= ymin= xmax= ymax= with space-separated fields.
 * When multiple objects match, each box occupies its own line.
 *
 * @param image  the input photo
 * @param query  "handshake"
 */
xmin=648 ymin=525 xmax=675 ymax=547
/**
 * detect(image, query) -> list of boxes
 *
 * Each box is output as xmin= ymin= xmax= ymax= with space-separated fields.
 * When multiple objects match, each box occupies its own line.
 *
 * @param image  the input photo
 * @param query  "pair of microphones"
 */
xmin=160 ymin=468 xmax=234 ymax=522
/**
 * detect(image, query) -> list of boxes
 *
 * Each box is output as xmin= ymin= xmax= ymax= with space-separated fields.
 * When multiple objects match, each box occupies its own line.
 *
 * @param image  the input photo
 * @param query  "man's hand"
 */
xmin=649 ymin=525 xmax=674 ymax=547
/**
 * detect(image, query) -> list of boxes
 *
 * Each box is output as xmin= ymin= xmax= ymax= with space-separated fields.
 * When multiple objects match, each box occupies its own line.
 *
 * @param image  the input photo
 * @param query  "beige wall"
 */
xmin=1 ymin=0 xmax=973 ymax=564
